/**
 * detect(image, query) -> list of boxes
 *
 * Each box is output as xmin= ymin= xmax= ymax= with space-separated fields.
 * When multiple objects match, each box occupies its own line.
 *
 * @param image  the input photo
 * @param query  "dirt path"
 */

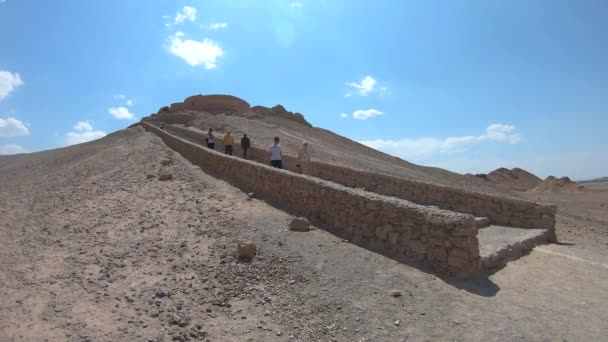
xmin=1 ymin=128 xmax=607 ymax=341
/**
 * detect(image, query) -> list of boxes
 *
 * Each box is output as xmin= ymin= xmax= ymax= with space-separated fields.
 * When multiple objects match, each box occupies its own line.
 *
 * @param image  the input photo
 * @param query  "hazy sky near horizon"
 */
xmin=1 ymin=0 xmax=607 ymax=180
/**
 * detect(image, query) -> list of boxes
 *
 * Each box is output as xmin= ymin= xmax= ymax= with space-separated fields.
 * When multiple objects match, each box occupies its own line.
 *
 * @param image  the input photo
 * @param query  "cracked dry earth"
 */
xmin=1 ymin=127 xmax=608 ymax=342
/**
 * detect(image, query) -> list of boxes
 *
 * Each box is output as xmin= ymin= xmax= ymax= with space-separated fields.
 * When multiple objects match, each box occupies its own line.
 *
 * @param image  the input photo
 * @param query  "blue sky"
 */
xmin=1 ymin=0 xmax=606 ymax=180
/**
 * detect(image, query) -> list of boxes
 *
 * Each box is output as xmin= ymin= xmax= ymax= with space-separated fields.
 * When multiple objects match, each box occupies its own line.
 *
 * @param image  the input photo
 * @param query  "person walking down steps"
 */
xmin=241 ymin=134 xmax=251 ymax=159
xmin=268 ymin=136 xmax=283 ymax=169
xmin=296 ymin=141 xmax=311 ymax=174
xmin=205 ymin=128 xmax=215 ymax=150
xmin=223 ymin=130 xmax=234 ymax=155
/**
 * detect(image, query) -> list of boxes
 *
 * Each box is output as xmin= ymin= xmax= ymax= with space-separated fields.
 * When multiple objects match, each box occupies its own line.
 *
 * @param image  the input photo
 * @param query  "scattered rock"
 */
xmin=155 ymin=288 xmax=171 ymax=298
xmin=289 ymin=217 xmax=311 ymax=232
xmin=394 ymin=320 xmax=401 ymax=326
xmin=146 ymin=174 xmax=155 ymax=179
xmin=390 ymin=290 xmax=402 ymax=297
xmin=237 ymin=240 xmax=257 ymax=259
xmin=159 ymin=173 xmax=173 ymax=181
xmin=161 ymin=159 xmax=173 ymax=166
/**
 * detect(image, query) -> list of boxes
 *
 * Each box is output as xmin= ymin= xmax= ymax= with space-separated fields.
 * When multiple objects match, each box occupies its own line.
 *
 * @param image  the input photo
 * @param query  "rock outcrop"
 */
xmin=472 ymin=167 xmax=542 ymax=191
xmin=251 ymin=105 xmax=312 ymax=127
xmin=531 ymin=176 xmax=585 ymax=193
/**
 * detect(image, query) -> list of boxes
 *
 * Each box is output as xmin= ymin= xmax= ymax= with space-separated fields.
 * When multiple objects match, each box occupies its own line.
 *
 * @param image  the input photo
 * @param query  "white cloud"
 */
xmin=289 ymin=2 xmax=303 ymax=7
xmin=66 ymin=122 xmax=106 ymax=145
xmin=485 ymin=123 xmax=521 ymax=143
xmin=175 ymin=6 xmax=198 ymax=24
xmin=340 ymin=113 xmax=348 ymax=118
xmin=168 ymin=32 xmax=223 ymax=69
xmin=109 ymin=106 xmax=136 ymax=120
xmin=73 ymin=121 xmax=93 ymax=132
xmin=0 ymin=144 xmax=27 ymax=155
xmin=346 ymin=75 xmax=376 ymax=97
xmin=360 ymin=124 xmax=522 ymax=160
xmin=114 ymin=95 xmax=134 ymax=107
xmin=0 ymin=117 xmax=29 ymax=136
xmin=208 ymin=22 xmax=228 ymax=30
xmin=0 ymin=71 xmax=23 ymax=101
xmin=352 ymin=109 xmax=383 ymax=120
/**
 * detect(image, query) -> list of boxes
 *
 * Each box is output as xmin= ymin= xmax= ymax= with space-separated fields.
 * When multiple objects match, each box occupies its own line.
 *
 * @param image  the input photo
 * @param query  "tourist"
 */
xmin=241 ymin=134 xmax=251 ymax=159
xmin=268 ymin=136 xmax=283 ymax=169
xmin=223 ymin=130 xmax=234 ymax=155
xmin=296 ymin=141 xmax=311 ymax=174
xmin=205 ymin=128 xmax=215 ymax=149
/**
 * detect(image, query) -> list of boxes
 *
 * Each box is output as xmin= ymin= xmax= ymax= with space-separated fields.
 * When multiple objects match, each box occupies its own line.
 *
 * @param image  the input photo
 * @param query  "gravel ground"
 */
xmin=1 ymin=127 xmax=607 ymax=341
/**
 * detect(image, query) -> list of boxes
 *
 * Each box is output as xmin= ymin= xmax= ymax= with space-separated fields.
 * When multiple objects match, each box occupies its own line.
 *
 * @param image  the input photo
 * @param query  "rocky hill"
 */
xmin=531 ymin=176 xmax=586 ymax=193
xmin=143 ymin=94 xmax=512 ymax=196
xmin=470 ymin=167 xmax=542 ymax=191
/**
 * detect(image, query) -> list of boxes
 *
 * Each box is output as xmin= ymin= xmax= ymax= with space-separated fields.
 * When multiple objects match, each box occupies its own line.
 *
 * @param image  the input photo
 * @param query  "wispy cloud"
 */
xmin=66 ymin=121 xmax=106 ymax=145
xmin=360 ymin=124 xmax=521 ymax=160
xmin=73 ymin=121 xmax=93 ymax=132
xmin=340 ymin=113 xmax=349 ymax=119
xmin=0 ymin=117 xmax=29 ymax=136
xmin=0 ymin=144 xmax=27 ymax=155
xmin=167 ymin=32 xmax=223 ymax=69
xmin=208 ymin=22 xmax=228 ymax=30
xmin=109 ymin=106 xmax=136 ymax=120
xmin=289 ymin=2 xmax=303 ymax=8
xmin=114 ymin=94 xmax=134 ymax=107
xmin=352 ymin=109 xmax=383 ymax=120
xmin=0 ymin=71 xmax=23 ymax=101
xmin=346 ymin=75 xmax=377 ymax=97
xmin=175 ymin=6 xmax=198 ymax=24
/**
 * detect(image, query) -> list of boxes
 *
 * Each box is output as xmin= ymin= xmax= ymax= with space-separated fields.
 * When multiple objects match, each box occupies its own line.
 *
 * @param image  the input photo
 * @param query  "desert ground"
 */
xmin=1 ymin=126 xmax=607 ymax=341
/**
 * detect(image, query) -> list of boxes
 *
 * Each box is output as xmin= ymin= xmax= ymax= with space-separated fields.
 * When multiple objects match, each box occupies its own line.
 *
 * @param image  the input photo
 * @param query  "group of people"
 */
xmin=204 ymin=128 xmax=311 ymax=173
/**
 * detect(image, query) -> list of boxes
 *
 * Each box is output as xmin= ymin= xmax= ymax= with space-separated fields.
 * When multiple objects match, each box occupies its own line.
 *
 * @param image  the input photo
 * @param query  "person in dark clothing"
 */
xmin=205 ymin=128 xmax=215 ymax=149
xmin=241 ymin=134 xmax=251 ymax=159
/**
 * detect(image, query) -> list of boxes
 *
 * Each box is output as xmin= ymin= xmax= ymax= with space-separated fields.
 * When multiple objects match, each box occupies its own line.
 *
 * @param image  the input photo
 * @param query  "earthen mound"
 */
xmin=471 ymin=167 xmax=542 ymax=191
xmin=531 ymin=176 xmax=586 ymax=193
xmin=140 ymin=93 xmax=531 ymax=197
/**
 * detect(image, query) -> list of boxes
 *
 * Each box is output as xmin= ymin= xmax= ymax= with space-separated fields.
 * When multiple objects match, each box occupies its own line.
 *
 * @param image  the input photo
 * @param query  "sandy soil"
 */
xmin=1 ymin=127 xmax=608 ymax=341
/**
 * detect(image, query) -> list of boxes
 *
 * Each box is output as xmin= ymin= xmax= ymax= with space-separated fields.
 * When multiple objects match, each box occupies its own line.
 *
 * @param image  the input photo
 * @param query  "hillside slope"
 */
xmin=471 ymin=167 xmax=542 ymax=191
xmin=144 ymin=94 xmax=512 ymax=197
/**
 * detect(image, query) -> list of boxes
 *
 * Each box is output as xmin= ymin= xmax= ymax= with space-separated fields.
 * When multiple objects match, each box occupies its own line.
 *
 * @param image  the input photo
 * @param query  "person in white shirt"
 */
xmin=268 ymin=136 xmax=283 ymax=169
xmin=296 ymin=141 xmax=311 ymax=174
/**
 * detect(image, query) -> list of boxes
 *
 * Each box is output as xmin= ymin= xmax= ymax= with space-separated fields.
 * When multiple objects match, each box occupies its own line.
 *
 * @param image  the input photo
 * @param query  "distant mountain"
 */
xmin=470 ymin=167 xmax=542 ymax=191
xmin=578 ymin=176 xmax=608 ymax=184
xmin=531 ymin=176 xmax=587 ymax=193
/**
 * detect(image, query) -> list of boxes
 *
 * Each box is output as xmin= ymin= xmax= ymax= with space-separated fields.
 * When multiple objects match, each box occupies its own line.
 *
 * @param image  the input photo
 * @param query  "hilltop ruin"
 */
xmin=141 ymin=94 xmax=558 ymax=277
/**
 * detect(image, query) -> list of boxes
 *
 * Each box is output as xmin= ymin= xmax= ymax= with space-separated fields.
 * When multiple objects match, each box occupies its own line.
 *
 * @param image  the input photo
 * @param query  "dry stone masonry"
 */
xmin=163 ymin=124 xmax=557 ymax=238
xmin=143 ymin=122 xmax=483 ymax=277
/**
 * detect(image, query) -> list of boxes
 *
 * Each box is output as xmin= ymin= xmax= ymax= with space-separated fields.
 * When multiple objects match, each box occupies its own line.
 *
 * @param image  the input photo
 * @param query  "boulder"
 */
xmin=237 ymin=240 xmax=257 ymax=259
xmin=159 ymin=173 xmax=173 ymax=181
xmin=289 ymin=217 xmax=311 ymax=232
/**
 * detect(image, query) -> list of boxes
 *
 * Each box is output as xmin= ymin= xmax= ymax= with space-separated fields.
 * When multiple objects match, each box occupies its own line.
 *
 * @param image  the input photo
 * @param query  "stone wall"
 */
xmin=162 ymin=124 xmax=556 ymax=238
xmin=143 ymin=122 xmax=482 ymax=277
